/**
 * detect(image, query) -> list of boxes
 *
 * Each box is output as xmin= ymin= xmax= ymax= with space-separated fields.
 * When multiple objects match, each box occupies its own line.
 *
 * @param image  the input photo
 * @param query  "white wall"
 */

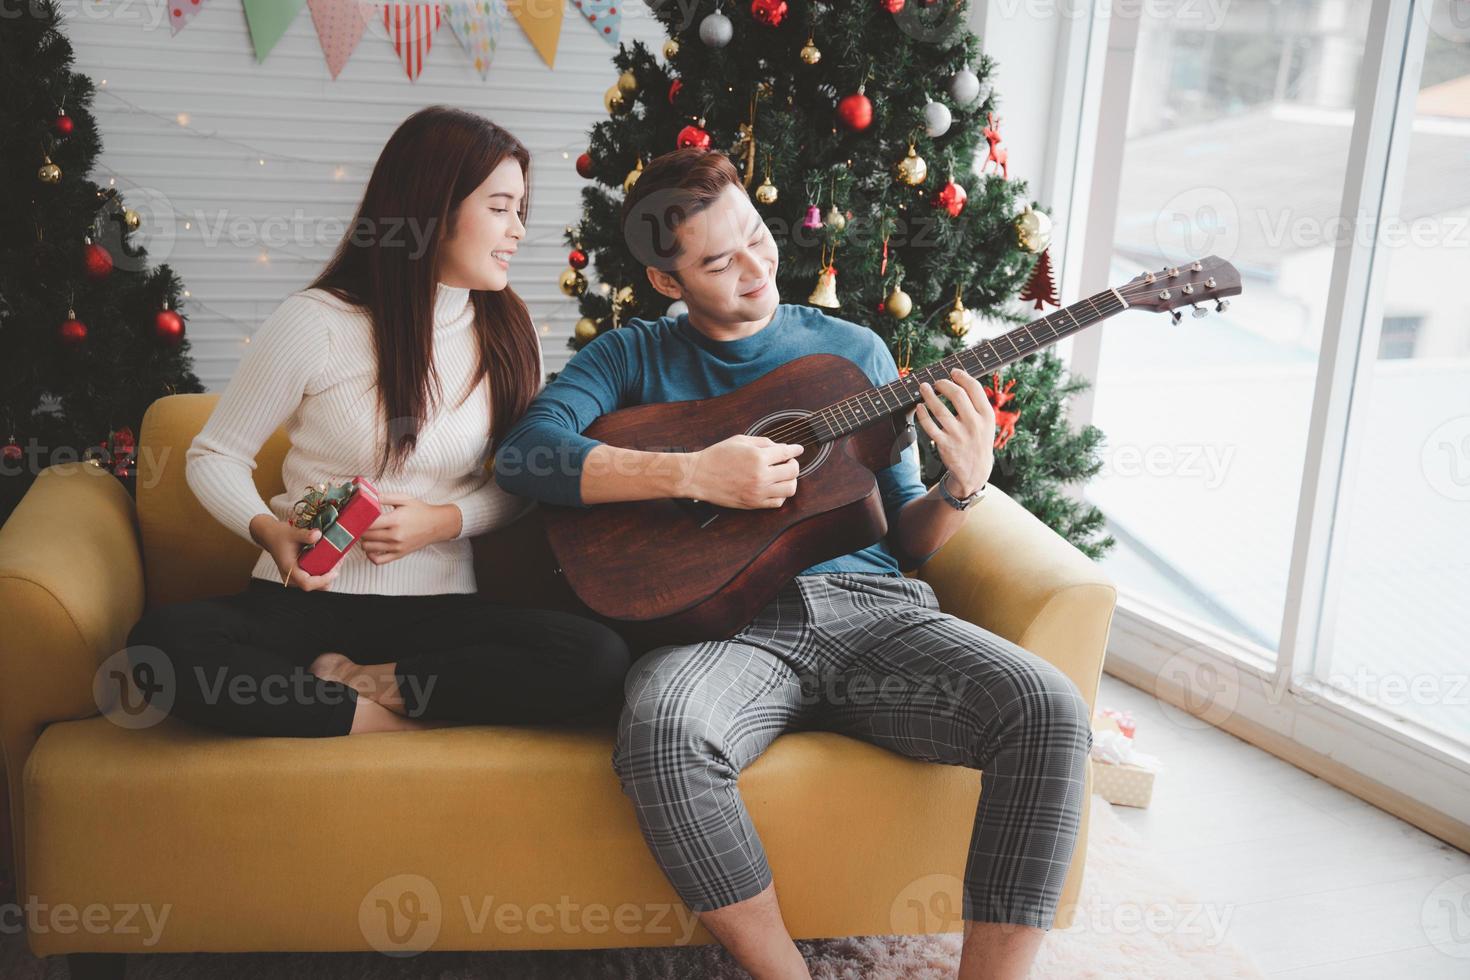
xmin=65 ymin=0 xmax=666 ymax=390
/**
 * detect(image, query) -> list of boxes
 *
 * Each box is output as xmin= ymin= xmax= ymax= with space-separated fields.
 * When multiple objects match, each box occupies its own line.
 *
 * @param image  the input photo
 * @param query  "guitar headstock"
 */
xmin=1120 ymin=255 xmax=1242 ymax=323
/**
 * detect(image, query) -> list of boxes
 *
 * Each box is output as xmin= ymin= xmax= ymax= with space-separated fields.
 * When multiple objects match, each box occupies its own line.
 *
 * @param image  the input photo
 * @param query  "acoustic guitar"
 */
xmin=536 ymin=256 xmax=1242 ymax=649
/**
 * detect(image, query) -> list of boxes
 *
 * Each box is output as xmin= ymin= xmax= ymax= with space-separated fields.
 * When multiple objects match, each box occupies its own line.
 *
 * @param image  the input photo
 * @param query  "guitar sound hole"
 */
xmin=746 ymin=410 xmax=832 ymax=478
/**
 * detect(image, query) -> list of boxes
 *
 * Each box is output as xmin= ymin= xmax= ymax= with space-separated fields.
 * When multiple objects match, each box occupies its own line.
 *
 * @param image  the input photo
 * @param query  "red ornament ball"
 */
xmin=668 ymin=78 xmax=683 ymax=103
xmin=677 ymin=124 xmax=711 ymax=150
xmin=836 ymin=92 xmax=874 ymax=131
xmin=575 ymin=152 xmax=595 ymax=179
xmin=932 ymin=179 xmax=968 ymax=217
xmin=881 ymin=0 xmax=905 ymax=12
xmin=82 ymin=242 xmax=113 ymax=280
xmin=568 ymin=248 xmax=588 ymax=270
xmin=59 ymin=316 xmax=88 ymax=347
xmin=53 ymin=111 xmax=75 ymax=136
xmin=751 ymin=0 xmax=788 ymax=26
xmin=154 ymin=309 xmax=185 ymax=346
xmin=2 ymin=441 xmax=21 ymax=462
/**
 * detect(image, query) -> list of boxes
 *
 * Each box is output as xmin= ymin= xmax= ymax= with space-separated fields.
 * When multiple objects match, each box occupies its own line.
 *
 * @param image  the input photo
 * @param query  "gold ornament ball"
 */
xmin=122 ymin=209 xmax=141 ymax=231
xmin=613 ymin=285 xmax=636 ymax=307
xmin=825 ymin=206 xmax=847 ymax=231
xmin=604 ymin=85 xmax=629 ymax=116
xmin=755 ymin=177 xmax=779 ymax=205
xmin=884 ymin=287 xmax=913 ymax=319
xmin=1014 ymin=205 xmax=1053 ymax=254
xmin=623 ymin=158 xmax=643 ymax=194
xmin=37 ymin=159 xmax=61 ymax=183
xmin=559 ymin=268 xmax=588 ymax=297
xmin=663 ymin=38 xmax=680 ymax=60
xmin=575 ymin=317 xmax=600 ymax=342
xmin=947 ymin=297 xmax=974 ymax=337
xmin=800 ymin=37 xmax=822 ymax=65
xmin=617 ymin=70 xmax=639 ymax=94
xmin=895 ymin=144 xmax=928 ymax=186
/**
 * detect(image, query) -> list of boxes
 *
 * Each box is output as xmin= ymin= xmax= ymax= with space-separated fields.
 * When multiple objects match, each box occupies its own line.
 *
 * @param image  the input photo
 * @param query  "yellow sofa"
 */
xmin=0 ymin=393 xmax=1115 ymax=976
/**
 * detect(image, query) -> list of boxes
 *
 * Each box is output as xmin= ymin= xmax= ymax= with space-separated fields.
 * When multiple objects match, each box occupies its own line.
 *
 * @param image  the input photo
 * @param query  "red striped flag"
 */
xmin=381 ymin=3 xmax=442 ymax=82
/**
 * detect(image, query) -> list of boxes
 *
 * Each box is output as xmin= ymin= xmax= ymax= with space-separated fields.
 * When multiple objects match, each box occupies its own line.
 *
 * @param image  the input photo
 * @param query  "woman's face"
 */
xmin=438 ymin=156 xmax=526 ymax=291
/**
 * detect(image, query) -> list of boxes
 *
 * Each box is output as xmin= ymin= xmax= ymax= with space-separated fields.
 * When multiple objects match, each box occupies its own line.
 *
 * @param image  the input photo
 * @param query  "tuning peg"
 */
xmin=1170 ymin=310 xmax=1182 ymax=325
xmin=1191 ymin=304 xmax=1208 ymax=319
xmin=1215 ymin=299 xmax=1230 ymax=313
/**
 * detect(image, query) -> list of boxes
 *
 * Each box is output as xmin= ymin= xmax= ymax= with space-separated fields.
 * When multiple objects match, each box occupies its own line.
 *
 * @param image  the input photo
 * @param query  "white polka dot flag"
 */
xmin=307 ymin=0 xmax=374 ymax=80
xmin=380 ymin=2 xmax=443 ymax=82
xmin=444 ymin=0 xmax=505 ymax=81
xmin=167 ymin=0 xmax=209 ymax=36
xmin=570 ymin=0 xmax=621 ymax=46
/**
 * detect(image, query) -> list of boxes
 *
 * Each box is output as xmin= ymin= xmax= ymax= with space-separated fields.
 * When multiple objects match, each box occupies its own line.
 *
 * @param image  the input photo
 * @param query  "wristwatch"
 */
xmin=938 ymin=471 xmax=988 ymax=511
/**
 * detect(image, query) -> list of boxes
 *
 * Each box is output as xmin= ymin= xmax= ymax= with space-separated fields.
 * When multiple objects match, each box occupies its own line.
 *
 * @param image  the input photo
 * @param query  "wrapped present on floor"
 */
xmin=291 ymin=477 xmax=381 ymax=576
xmin=1091 ymin=710 xmax=1162 ymax=808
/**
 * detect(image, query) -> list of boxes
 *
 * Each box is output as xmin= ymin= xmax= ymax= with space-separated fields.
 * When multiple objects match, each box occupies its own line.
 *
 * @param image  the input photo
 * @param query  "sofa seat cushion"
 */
xmin=23 ymin=715 xmax=988 ymax=955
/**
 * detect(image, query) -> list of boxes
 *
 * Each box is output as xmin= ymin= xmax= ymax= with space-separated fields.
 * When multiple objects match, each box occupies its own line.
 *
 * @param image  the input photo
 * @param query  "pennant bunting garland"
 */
xmin=167 ymin=0 xmax=210 ymax=36
xmin=189 ymin=0 xmax=623 ymax=79
xmin=307 ymin=0 xmax=374 ymax=79
xmin=242 ymin=0 xmax=306 ymax=61
xmin=445 ymin=0 xmax=504 ymax=80
xmin=570 ymin=0 xmax=620 ymax=46
xmin=381 ymin=2 xmax=443 ymax=82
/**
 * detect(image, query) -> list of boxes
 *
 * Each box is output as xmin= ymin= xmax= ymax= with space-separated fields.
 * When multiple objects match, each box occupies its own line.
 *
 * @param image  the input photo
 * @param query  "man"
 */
xmin=493 ymin=147 xmax=1092 ymax=980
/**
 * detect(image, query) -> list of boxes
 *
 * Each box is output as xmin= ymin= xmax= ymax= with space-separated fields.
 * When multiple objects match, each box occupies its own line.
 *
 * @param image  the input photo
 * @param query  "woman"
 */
xmin=125 ymin=106 xmax=630 ymax=737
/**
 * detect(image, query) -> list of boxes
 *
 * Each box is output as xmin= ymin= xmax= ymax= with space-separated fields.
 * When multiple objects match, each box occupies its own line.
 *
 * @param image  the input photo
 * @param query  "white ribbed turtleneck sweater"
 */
xmin=185 ymin=282 xmax=540 ymax=595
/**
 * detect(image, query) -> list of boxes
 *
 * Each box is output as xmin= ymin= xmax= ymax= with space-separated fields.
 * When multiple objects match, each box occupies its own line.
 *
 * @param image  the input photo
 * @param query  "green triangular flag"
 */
xmin=243 ymin=0 xmax=306 ymax=62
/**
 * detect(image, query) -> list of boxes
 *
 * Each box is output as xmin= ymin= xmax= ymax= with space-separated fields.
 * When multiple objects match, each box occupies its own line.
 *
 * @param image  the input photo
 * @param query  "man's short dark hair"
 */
xmin=620 ymin=148 xmax=746 ymax=273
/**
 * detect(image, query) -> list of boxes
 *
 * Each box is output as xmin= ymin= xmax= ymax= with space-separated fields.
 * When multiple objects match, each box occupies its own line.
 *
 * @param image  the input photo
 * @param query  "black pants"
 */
xmin=124 ymin=578 xmax=632 ymax=738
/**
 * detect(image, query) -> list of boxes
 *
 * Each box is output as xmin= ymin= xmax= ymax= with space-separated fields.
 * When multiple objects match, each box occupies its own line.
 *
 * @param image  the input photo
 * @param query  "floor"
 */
xmin=1096 ymin=670 xmax=1470 ymax=978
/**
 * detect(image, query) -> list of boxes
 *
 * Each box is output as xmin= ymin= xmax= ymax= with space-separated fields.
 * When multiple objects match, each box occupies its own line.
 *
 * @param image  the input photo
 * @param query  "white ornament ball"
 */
xmin=949 ymin=64 xmax=981 ymax=106
xmin=667 ymin=300 xmax=689 ymax=318
xmin=699 ymin=12 xmax=733 ymax=48
xmin=923 ymin=98 xmax=952 ymax=138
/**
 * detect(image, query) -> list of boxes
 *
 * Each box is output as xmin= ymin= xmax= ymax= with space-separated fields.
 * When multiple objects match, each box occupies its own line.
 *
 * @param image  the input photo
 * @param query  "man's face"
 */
xmin=653 ymin=183 xmax=780 ymax=324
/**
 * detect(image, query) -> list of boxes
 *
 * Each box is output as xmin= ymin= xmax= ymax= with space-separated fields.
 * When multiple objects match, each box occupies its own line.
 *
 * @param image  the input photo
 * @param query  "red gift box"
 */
xmin=293 ymin=476 xmax=382 ymax=576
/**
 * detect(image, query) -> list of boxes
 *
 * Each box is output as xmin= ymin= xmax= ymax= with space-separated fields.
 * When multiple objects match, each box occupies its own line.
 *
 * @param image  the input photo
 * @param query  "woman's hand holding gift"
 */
xmin=249 ymin=515 xmax=341 ymax=591
xmin=358 ymin=493 xmax=462 ymax=565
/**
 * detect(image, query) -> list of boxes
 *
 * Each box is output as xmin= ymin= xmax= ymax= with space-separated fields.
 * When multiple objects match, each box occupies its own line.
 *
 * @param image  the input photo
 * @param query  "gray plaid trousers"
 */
xmin=610 ymin=571 xmax=1094 ymax=929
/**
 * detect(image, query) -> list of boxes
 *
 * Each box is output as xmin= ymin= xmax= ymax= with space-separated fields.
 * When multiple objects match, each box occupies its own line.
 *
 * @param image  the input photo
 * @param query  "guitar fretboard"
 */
xmin=810 ymin=286 xmax=1128 ymax=441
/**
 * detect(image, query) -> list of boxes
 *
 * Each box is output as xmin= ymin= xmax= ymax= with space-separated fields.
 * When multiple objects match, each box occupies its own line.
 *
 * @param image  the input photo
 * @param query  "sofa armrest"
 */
xmin=914 ymin=484 xmax=1116 ymax=709
xmin=0 ymin=462 xmax=146 ymax=899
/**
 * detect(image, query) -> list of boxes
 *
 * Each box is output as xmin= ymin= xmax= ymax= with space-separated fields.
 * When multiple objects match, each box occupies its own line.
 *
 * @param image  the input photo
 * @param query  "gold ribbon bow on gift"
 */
xmin=283 ymin=480 xmax=359 ymax=585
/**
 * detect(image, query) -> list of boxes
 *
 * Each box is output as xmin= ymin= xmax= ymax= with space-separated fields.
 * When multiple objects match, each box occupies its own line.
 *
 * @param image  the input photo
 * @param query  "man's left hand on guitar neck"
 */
xmin=891 ymin=366 xmax=997 ymax=564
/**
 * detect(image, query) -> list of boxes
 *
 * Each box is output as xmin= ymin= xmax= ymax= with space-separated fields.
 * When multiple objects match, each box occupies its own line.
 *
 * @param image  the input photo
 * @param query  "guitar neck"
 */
xmin=810 ymin=285 xmax=1129 ymax=441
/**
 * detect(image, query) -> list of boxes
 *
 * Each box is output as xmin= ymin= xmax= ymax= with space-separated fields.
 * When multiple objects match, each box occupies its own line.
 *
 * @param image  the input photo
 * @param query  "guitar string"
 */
xmin=752 ymin=273 xmax=1222 ymax=446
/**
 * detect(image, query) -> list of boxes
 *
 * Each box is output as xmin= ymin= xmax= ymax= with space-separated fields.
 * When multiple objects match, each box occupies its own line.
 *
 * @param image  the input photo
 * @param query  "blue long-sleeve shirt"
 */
xmin=494 ymin=303 xmax=935 ymax=576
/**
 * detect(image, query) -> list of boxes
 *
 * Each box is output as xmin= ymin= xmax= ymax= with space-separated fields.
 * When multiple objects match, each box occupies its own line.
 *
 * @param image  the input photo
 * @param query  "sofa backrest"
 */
xmin=136 ymin=394 xmax=288 ymax=607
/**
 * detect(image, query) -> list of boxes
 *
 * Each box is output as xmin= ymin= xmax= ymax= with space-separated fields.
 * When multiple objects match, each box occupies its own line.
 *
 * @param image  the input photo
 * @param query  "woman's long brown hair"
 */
xmin=307 ymin=105 xmax=541 ymax=480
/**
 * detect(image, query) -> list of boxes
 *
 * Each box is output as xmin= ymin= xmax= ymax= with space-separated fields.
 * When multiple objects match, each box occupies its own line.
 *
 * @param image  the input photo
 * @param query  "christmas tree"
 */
xmin=557 ymin=0 xmax=1112 ymax=559
xmin=1 ymin=0 xmax=203 ymax=524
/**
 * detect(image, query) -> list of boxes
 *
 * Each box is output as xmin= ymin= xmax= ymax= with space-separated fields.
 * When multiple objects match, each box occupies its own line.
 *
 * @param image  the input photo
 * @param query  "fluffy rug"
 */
xmin=1 ymin=795 xmax=1264 ymax=978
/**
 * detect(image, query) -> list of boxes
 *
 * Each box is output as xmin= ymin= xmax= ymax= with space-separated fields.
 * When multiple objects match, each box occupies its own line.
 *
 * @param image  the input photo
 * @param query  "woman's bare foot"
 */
xmin=308 ymin=652 xmax=410 ymax=715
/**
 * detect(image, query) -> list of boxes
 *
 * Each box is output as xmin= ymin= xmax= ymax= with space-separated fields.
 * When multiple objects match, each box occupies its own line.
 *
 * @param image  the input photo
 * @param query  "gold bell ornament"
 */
xmin=604 ymin=85 xmax=630 ymax=116
xmin=946 ymin=289 xmax=974 ymax=338
xmin=800 ymin=35 xmax=822 ymax=65
xmin=808 ymin=244 xmax=839 ymax=309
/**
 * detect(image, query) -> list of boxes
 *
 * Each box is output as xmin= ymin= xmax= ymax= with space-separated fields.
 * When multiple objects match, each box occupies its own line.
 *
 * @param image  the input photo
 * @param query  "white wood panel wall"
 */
xmin=63 ymin=0 xmax=667 ymax=389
